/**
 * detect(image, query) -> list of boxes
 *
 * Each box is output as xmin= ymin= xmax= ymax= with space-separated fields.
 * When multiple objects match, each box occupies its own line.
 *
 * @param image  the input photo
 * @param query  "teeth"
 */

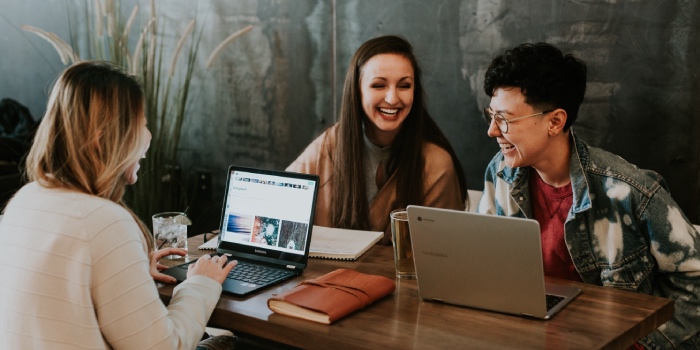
xmin=379 ymin=108 xmax=398 ymax=115
xmin=499 ymin=143 xmax=514 ymax=150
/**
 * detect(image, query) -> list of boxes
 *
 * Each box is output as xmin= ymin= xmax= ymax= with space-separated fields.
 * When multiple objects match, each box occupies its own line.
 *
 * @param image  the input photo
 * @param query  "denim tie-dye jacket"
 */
xmin=477 ymin=130 xmax=700 ymax=349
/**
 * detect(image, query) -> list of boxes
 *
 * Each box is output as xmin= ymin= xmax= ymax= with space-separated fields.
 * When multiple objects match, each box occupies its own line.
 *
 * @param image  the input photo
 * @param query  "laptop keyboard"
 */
xmin=174 ymin=258 xmax=295 ymax=286
xmin=227 ymin=261 xmax=294 ymax=285
xmin=545 ymin=294 xmax=565 ymax=311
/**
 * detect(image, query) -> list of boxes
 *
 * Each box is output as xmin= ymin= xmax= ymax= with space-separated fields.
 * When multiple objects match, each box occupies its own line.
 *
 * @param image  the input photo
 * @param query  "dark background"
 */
xmin=2 ymin=0 xmax=698 ymax=234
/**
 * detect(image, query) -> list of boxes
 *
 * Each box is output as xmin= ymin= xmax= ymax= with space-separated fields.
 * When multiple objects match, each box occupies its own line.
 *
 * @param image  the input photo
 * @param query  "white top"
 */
xmin=0 ymin=182 xmax=222 ymax=349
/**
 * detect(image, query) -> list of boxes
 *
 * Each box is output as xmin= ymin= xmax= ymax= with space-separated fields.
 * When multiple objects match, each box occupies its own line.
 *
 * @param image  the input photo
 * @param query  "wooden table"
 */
xmin=158 ymin=234 xmax=674 ymax=349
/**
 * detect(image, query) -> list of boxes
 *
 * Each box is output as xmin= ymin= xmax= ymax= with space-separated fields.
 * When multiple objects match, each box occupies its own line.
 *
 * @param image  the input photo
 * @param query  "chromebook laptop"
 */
xmin=406 ymin=206 xmax=581 ymax=319
xmin=163 ymin=165 xmax=319 ymax=296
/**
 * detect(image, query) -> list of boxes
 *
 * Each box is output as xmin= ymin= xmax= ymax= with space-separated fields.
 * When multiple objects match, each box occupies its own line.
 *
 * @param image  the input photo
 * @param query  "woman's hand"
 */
xmin=149 ymin=248 xmax=187 ymax=284
xmin=188 ymin=254 xmax=237 ymax=284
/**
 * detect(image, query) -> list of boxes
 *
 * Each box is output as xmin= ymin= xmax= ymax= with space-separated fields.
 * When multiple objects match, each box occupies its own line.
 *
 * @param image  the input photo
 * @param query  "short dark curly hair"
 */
xmin=483 ymin=43 xmax=587 ymax=130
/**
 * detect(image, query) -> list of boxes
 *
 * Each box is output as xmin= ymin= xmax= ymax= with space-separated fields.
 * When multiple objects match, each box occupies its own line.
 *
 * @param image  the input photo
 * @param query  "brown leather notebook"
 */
xmin=267 ymin=268 xmax=396 ymax=324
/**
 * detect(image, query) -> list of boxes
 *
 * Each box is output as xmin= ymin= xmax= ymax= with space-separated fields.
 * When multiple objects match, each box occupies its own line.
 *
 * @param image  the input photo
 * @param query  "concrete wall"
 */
xmin=2 ymin=0 xmax=699 ymax=231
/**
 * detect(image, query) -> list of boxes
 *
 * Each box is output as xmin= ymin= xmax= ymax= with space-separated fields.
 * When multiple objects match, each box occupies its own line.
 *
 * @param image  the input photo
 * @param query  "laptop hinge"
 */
xmin=286 ymin=265 xmax=296 ymax=269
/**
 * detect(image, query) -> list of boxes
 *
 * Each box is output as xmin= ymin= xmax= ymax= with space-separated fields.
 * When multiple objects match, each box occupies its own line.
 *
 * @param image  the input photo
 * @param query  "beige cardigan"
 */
xmin=0 ymin=183 xmax=222 ymax=349
xmin=287 ymin=125 xmax=465 ymax=245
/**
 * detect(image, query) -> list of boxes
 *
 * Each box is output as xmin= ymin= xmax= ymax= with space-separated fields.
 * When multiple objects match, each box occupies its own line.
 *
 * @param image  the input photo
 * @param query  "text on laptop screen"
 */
xmin=220 ymin=170 xmax=317 ymax=256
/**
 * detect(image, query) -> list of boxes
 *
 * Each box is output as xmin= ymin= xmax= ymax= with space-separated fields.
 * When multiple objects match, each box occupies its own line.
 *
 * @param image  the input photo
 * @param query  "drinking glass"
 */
xmin=152 ymin=212 xmax=190 ymax=259
xmin=390 ymin=209 xmax=416 ymax=279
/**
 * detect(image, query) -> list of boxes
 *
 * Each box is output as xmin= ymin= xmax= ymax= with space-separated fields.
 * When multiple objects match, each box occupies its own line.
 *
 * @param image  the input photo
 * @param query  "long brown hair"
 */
xmin=25 ymin=61 xmax=153 ymax=248
xmin=331 ymin=35 xmax=467 ymax=230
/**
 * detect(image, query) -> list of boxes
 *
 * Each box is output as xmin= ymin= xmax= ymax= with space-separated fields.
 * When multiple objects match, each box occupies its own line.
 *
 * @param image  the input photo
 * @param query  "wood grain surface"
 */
xmin=158 ymin=234 xmax=674 ymax=350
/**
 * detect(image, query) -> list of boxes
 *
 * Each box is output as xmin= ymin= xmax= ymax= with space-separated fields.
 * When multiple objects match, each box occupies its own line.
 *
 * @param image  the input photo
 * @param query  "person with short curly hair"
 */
xmin=478 ymin=42 xmax=700 ymax=349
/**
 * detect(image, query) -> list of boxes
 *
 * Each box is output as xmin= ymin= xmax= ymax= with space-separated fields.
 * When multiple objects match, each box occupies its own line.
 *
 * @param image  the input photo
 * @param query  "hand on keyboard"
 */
xmin=188 ymin=254 xmax=237 ymax=284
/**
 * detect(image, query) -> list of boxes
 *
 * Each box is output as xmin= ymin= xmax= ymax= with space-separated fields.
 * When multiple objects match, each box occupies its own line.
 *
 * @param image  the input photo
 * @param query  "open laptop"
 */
xmin=163 ymin=165 xmax=319 ymax=296
xmin=406 ymin=206 xmax=581 ymax=319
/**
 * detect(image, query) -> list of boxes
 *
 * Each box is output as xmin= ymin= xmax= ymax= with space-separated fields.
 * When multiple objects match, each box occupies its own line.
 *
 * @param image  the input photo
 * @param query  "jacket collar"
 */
xmin=497 ymin=129 xmax=592 ymax=215
xmin=568 ymin=130 xmax=592 ymax=214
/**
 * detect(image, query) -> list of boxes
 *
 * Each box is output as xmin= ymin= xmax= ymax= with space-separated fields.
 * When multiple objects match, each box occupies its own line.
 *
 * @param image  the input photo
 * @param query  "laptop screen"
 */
xmin=217 ymin=166 xmax=319 ymax=268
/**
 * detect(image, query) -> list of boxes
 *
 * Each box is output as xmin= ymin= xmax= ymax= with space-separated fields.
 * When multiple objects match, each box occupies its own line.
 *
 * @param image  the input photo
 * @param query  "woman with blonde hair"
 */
xmin=0 ymin=61 xmax=236 ymax=349
xmin=288 ymin=35 xmax=467 ymax=244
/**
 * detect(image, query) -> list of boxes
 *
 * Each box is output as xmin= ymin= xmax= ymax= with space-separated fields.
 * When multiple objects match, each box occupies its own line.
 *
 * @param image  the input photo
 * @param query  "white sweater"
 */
xmin=0 ymin=182 xmax=222 ymax=349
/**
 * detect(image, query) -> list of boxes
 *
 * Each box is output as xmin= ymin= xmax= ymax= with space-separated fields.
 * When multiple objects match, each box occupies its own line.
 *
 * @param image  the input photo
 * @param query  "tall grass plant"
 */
xmin=23 ymin=0 xmax=251 ymax=226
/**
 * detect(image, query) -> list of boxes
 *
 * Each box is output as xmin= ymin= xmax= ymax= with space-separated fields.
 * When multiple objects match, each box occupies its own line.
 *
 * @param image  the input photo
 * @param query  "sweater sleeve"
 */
xmin=286 ymin=128 xmax=337 ymax=229
xmin=89 ymin=207 xmax=222 ymax=350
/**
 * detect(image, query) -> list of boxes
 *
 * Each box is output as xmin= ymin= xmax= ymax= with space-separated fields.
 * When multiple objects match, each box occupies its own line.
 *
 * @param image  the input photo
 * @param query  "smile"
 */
xmin=379 ymin=108 xmax=399 ymax=116
xmin=499 ymin=143 xmax=515 ymax=151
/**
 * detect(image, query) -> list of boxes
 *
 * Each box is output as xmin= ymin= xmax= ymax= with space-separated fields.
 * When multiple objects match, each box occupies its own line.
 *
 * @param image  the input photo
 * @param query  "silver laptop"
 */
xmin=407 ymin=205 xmax=581 ymax=319
xmin=163 ymin=165 xmax=319 ymax=296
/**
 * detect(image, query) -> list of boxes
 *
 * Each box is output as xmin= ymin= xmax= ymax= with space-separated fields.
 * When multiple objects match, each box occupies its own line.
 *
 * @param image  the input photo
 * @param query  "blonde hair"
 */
xmin=26 ymin=61 xmax=153 ymax=249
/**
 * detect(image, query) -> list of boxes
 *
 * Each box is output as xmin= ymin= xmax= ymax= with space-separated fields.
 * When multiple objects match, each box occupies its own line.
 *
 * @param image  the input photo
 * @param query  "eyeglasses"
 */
xmin=482 ymin=108 xmax=553 ymax=133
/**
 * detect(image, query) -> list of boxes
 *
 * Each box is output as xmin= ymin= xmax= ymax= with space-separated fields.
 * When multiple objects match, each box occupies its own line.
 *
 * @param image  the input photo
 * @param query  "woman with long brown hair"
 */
xmin=0 ymin=61 xmax=235 ymax=349
xmin=288 ymin=35 xmax=467 ymax=244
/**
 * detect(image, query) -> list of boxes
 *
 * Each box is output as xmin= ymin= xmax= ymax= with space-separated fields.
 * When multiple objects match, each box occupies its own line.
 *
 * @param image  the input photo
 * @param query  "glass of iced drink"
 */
xmin=152 ymin=212 xmax=191 ymax=259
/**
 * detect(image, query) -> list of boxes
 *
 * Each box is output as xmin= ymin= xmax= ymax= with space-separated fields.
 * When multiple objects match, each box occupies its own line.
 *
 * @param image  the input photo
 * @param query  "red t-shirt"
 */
xmin=529 ymin=169 xmax=582 ymax=282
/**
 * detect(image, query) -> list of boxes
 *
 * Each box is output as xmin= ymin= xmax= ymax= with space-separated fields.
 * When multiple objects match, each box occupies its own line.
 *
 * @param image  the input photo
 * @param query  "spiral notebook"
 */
xmin=309 ymin=226 xmax=382 ymax=260
xmin=198 ymin=234 xmax=219 ymax=250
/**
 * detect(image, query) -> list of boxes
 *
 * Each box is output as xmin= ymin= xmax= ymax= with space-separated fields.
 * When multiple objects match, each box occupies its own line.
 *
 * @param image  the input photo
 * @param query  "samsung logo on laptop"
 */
xmin=422 ymin=251 xmax=448 ymax=258
xmin=254 ymin=249 xmax=267 ymax=255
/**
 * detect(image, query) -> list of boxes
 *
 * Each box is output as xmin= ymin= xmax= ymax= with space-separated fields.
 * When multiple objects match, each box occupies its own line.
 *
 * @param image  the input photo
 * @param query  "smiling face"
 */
xmin=487 ymin=87 xmax=553 ymax=169
xmin=360 ymin=53 xmax=414 ymax=147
